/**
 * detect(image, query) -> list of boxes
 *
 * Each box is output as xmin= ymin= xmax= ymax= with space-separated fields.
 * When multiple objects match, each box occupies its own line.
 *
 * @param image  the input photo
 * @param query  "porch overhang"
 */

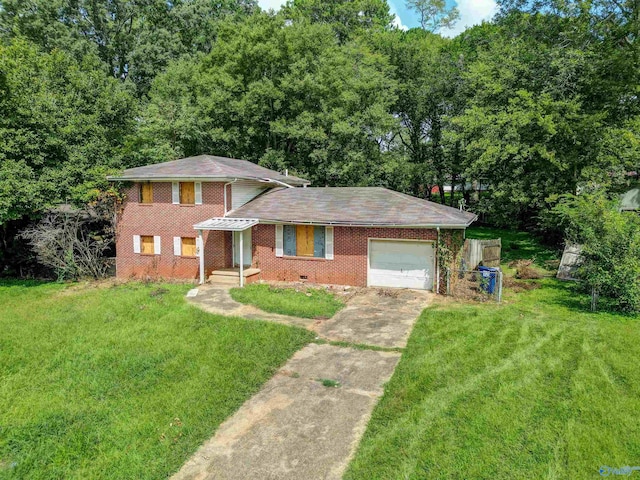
xmin=193 ymin=218 xmax=258 ymax=287
xmin=193 ymin=218 xmax=258 ymax=231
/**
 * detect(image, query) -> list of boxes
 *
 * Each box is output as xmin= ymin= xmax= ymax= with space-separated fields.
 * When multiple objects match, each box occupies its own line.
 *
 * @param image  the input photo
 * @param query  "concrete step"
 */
xmin=208 ymin=274 xmax=240 ymax=286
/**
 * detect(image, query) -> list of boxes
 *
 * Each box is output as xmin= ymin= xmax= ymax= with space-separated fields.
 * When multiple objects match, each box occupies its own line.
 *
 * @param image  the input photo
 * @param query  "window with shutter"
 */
xmin=281 ymin=225 xmax=330 ymax=258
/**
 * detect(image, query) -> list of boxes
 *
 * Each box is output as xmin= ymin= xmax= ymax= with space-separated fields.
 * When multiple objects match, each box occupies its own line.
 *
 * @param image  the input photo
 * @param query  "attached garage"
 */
xmin=368 ymin=239 xmax=435 ymax=290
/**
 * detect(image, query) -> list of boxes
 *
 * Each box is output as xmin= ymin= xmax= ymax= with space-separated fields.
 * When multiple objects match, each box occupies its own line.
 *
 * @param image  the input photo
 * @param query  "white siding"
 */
xmin=231 ymin=180 xmax=267 ymax=210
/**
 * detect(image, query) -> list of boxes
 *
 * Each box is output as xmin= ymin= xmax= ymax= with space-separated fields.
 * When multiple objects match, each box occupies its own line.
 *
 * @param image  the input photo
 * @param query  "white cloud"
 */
xmin=389 ymin=4 xmax=409 ymax=31
xmin=257 ymin=0 xmax=285 ymax=11
xmin=441 ymin=0 xmax=498 ymax=37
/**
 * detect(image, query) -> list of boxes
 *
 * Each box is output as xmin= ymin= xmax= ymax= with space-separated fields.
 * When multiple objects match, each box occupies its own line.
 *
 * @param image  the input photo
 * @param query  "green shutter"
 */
xmin=314 ymin=227 xmax=325 ymax=258
xmin=284 ymin=225 xmax=296 ymax=256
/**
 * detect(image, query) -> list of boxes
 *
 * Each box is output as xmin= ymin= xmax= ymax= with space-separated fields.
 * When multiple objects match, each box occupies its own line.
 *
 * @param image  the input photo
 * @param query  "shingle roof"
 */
xmin=107 ymin=155 xmax=309 ymax=186
xmin=228 ymin=187 xmax=477 ymax=227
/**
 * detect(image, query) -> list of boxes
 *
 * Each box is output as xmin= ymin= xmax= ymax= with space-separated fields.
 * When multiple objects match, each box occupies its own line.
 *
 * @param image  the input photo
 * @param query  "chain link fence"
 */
xmin=445 ymin=267 xmax=503 ymax=303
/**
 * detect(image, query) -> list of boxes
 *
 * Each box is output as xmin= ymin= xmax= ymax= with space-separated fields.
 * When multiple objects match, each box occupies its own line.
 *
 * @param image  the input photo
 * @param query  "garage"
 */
xmin=368 ymin=240 xmax=435 ymax=290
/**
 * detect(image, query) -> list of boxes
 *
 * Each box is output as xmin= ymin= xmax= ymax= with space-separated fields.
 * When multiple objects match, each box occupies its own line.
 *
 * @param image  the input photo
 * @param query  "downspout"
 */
xmin=223 ymin=179 xmax=238 ymax=216
xmin=436 ymin=227 xmax=440 ymax=295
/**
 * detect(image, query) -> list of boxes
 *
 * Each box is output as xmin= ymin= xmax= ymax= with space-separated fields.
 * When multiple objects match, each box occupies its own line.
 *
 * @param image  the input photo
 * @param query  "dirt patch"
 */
xmin=260 ymin=280 xmax=361 ymax=303
xmin=509 ymin=259 xmax=544 ymax=280
xmin=503 ymin=276 xmax=541 ymax=292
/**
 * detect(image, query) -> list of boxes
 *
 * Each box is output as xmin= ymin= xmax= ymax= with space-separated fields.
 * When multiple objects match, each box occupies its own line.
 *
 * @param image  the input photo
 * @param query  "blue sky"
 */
xmin=257 ymin=0 xmax=498 ymax=37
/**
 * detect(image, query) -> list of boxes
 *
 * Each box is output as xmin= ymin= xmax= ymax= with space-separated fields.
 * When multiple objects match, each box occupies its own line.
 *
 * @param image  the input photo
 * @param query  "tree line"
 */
xmin=0 ymin=0 xmax=638 ymax=287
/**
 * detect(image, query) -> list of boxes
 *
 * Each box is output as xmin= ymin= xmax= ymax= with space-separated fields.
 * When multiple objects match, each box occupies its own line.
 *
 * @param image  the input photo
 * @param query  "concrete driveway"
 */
xmin=314 ymin=288 xmax=432 ymax=348
xmin=175 ymin=286 xmax=431 ymax=480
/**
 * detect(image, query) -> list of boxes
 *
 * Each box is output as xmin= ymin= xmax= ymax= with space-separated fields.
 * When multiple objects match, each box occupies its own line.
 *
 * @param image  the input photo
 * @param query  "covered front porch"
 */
xmin=193 ymin=217 xmax=260 ymax=286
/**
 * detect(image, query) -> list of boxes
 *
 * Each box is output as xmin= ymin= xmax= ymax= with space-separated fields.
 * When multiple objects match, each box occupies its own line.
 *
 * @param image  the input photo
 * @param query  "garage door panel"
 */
xmin=369 ymin=240 xmax=434 ymax=290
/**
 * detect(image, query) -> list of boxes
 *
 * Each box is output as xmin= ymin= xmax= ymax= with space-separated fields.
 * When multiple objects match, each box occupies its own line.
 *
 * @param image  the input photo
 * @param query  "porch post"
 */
xmin=198 ymin=229 xmax=205 ymax=285
xmin=239 ymin=229 xmax=244 ymax=287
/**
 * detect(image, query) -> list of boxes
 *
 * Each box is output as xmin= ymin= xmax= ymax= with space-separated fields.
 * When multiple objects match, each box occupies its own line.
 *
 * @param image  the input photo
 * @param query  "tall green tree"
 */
xmin=406 ymin=0 xmax=460 ymax=32
xmin=0 ymin=41 xmax=137 ymax=224
xmin=140 ymin=13 xmax=398 ymax=186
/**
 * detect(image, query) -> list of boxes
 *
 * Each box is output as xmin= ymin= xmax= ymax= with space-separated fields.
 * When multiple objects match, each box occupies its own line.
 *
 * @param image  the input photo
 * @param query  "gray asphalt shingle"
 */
xmin=107 ymin=155 xmax=309 ymax=186
xmin=228 ymin=187 xmax=477 ymax=227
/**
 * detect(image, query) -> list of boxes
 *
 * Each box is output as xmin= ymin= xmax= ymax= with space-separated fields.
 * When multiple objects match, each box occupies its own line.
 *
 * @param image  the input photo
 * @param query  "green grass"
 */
xmin=230 ymin=284 xmax=345 ymax=319
xmin=346 ymin=230 xmax=640 ymax=480
xmin=0 ymin=280 xmax=313 ymax=480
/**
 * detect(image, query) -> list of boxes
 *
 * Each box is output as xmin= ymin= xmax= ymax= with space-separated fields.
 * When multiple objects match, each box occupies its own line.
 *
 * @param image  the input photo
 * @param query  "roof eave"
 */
xmin=232 ymin=218 xmax=476 ymax=229
xmin=106 ymin=174 xmax=310 ymax=185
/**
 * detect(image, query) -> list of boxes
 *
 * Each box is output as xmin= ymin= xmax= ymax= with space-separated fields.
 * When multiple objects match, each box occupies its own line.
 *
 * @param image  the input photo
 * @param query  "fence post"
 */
xmin=496 ymin=270 xmax=503 ymax=303
xmin=591 ymin=287 xmax=598 ymax=312
xmin=446 ymin=268 xmax=451 ymax=296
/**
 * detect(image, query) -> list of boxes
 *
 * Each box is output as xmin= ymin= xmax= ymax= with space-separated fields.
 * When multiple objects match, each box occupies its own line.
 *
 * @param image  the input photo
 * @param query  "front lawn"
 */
xmin=230 ymin=283 xmax=345 ymax=319
xmin=346 ymin=230 xmax=640 ymax=479
xmin=0 ymin=281 xmax=313 ymax=480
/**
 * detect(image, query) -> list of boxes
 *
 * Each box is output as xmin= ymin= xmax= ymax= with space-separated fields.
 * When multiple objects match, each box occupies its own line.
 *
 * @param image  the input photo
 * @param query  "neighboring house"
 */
xmin=108 ymin=155 xmax=477 ymax=291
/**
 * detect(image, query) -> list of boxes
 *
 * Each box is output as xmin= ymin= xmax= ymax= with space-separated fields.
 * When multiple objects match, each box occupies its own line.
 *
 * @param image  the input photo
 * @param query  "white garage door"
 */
xmin=368 ymin=240 xmax=434 ymax=290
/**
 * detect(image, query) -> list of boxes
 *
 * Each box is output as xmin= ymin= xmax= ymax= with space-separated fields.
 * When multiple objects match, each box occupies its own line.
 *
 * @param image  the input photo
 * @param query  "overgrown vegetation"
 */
xmin=230 ymin=283 xmax=345 ymax=319
xmin=552 ymin=193 xmax=640 ymax=313
xmin=0 ymin=280 xmax=313 ymax=479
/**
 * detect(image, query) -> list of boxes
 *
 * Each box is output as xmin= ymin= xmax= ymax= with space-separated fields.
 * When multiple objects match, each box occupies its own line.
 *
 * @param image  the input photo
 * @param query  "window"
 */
xmin=180 ymin=182 xmax=195 ymax=205
xmin=141 ymin=236 xmax=154 ymax=254
xmin=181 ymin=237 xmax=197 ymax=256
xmin=173 ymin=236 xmax=200 ymax=257
xmin=172 ymin=182 xmax=202 ymax=205
xmin=139 ymin=182 xmax=153 ymax=204
xmin=283 ymin=225 xmax=328 ymax=258
xmin=133 ymin=235 xmax=161 ymax=255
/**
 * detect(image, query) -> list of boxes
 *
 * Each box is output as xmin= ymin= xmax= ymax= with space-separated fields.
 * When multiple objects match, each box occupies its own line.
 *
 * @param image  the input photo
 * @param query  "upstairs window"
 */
xmin=139 ymin=182 xmax=153 ymax=204
xmin=172 ymin=182 xmax=202 ymax=205
xmin=180 ymin=182 xmax=195 ymax=205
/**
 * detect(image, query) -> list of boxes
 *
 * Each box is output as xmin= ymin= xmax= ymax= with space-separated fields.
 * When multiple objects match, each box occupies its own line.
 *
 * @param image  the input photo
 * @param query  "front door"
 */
xmin=233 ymin=229 xmax=252 ymax=267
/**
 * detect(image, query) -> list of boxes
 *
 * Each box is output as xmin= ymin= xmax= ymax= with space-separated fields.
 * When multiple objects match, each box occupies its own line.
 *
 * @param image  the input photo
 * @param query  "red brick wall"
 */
xmin=115 ymin=182 xmax=231 ymax=280
xmin=250 ymin=225 xmax=443 ymax=287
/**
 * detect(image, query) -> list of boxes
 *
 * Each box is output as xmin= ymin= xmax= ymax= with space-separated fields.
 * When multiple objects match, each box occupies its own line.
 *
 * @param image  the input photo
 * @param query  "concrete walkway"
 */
xmin=175 ymin=284 xmax=431 ymax=479
xmin=172 ymin=343 xmax=400 ymax=480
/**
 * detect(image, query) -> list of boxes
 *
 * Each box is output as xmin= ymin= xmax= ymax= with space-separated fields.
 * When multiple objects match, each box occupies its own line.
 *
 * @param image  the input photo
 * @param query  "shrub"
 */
xmin=552 ymin=193 xmax=640 ymax=313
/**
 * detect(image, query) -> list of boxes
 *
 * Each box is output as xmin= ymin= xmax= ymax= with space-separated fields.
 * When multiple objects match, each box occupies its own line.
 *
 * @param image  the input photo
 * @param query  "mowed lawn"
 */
xmin=346 ymin=232 xmax=640 ymax=479
xmin=0 ymin=281 xmax=313 ymax=479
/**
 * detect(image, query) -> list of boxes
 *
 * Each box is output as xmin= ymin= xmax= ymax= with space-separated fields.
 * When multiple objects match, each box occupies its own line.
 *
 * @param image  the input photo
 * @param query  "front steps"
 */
xmin=208 ymin=268 xmax=261 ymax=286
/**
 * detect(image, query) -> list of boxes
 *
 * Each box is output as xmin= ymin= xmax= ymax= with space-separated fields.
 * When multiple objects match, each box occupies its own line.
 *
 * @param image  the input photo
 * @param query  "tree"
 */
xmin=140 ymin=13 xmax=398 ymax=186
xmin=0 ymin=41 xmax=137 ymax=224
xmin=281 ymin=0 xmax=393 ymax=42
xmin=406 ymin=0 xmax=460 ymax=32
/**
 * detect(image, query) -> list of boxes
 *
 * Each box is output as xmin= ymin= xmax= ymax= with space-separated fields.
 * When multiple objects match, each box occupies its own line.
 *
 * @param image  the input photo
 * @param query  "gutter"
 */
xmin=237 ymin=219 xmax=476 ymax=229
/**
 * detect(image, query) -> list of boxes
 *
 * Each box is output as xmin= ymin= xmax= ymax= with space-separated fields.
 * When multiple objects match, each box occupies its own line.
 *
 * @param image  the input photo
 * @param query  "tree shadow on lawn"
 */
xmin=532 ymin=279 xmax=638 ymax=319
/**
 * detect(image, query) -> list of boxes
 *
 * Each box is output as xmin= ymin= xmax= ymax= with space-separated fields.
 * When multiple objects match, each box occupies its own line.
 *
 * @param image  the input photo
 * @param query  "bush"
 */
xmin=552 ymin=193 xmax=640 ymax=313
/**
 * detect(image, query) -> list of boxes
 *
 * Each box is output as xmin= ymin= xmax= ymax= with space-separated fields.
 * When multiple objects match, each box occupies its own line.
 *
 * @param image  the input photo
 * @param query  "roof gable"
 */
xmin=107 ymin=155 xmax=309 ymax=186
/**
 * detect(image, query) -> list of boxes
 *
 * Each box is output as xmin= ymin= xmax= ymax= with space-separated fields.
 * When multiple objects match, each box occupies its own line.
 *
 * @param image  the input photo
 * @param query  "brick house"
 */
xmin=108 ymin=155 xmax=477 ymax=291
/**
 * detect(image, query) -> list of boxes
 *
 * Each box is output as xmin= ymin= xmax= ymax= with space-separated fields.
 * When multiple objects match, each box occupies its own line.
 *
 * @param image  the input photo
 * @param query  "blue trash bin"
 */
xmin=478 ymin=266 xmax=498 ymax=294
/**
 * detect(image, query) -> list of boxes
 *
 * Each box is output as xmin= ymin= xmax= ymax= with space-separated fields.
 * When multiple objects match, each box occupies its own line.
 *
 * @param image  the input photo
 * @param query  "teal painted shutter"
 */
xmin=314 ymin=227 xmax=325 ymax=258
xmin=284 ymin=225 xmax=296 ymax=256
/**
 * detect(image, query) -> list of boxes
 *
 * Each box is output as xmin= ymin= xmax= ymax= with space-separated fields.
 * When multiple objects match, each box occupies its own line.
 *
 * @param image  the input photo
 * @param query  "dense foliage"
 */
xmin=552 ymin=194 xmax=640 ymax=313
xmin=0 ymin=0 xmax=638 ymax=297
